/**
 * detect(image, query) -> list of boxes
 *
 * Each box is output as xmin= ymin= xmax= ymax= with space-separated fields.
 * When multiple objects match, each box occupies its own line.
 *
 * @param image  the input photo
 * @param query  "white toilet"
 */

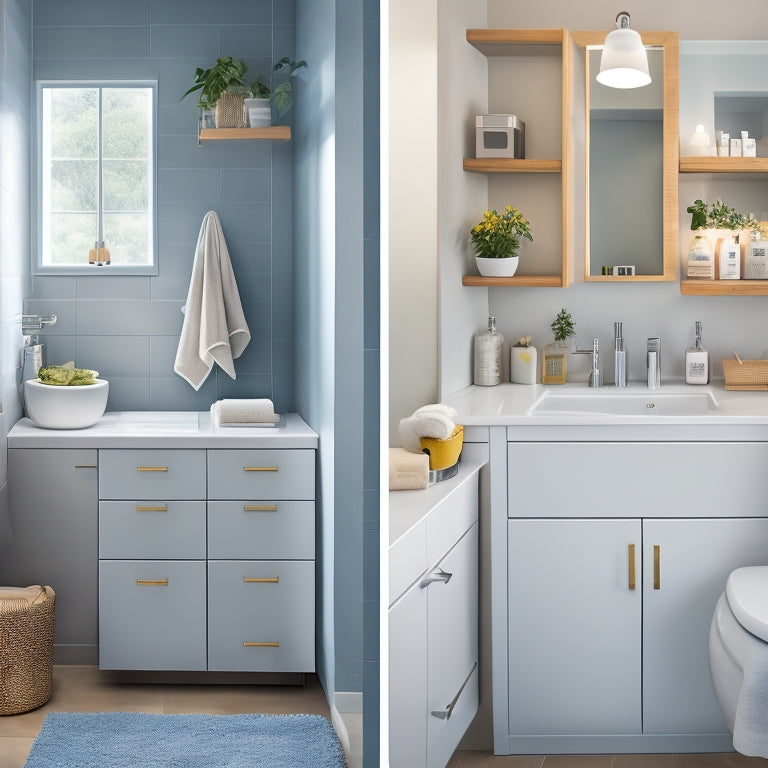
xmin=709 ymin=565 xmax=768 ymax=758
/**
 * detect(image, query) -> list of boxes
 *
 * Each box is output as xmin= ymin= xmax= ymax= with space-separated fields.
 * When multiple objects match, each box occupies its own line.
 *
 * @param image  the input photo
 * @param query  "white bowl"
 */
xmin=24 ymin=378 xmax=109 ymax=429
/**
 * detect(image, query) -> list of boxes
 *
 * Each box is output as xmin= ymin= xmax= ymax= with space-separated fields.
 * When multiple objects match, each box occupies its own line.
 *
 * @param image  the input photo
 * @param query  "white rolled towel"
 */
xmin=214 ymin=398 xmax=279 ymax=424
xmin=399 ymin=403 xmax=456 ymax=453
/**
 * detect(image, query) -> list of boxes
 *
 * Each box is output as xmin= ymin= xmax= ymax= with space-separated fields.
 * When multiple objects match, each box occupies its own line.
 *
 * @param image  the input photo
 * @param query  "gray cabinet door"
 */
xmin=0 ymin=449 xmax=98 ymax=663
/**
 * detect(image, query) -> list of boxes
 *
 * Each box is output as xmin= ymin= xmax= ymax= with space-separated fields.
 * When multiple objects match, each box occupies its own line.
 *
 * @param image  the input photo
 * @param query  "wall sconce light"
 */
xmin=596 ymin=11 xmax=651 ymax=89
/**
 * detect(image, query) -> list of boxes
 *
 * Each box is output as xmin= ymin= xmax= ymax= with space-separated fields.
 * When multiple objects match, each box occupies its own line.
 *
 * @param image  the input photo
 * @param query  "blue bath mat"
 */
xmin=25 ymin=711 xmax=348 ymax=768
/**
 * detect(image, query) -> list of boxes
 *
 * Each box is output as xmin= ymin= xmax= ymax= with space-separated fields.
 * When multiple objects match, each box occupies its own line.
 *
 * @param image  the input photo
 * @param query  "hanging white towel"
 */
xmin=174 ymin=211 xmax=251 ymax=390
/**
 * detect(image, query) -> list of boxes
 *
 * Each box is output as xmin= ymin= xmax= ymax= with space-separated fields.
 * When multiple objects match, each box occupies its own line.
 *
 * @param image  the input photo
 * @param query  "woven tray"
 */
xmin=722 ymin=358 xmax=768 ymax=390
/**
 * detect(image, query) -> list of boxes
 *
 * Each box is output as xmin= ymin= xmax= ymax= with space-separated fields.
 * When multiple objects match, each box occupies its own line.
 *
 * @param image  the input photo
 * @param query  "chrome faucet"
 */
xmin=575 ymin=338 xmax=602 ymax=387
xmin=647 ymin=337 xmax=661 ymax=389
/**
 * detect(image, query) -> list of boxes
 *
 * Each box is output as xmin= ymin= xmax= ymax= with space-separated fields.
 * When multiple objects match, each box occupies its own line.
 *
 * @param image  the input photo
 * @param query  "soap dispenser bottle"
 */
xmin=685 ymin=321 xmax=709 ymax=385
xmin=474 ymin=315 xmax=503 ymax=386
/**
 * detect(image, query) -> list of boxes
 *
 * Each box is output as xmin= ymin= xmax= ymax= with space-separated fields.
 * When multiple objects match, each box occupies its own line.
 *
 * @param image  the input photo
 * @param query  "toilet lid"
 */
xmin=726 ymin=566 xmax=768 ymax=643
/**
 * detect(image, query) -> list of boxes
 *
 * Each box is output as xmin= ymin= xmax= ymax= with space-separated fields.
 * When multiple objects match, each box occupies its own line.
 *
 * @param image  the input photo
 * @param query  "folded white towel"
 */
xmin=213 ymin=398 xmax=279 ymax=424
xmin=174 ymin=211 xmax=251 ymax=390
xmin=398 ymin=403 xmax=456 ymax=453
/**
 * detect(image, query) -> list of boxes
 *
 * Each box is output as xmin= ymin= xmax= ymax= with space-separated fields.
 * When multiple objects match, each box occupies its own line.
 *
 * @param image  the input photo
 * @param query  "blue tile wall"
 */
xmin=30 ymin=0 xmax=296 ymax=412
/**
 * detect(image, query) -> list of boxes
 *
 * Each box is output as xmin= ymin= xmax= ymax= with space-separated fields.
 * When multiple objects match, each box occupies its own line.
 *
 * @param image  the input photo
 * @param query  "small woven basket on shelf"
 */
xmin=214 ymin=90 xmax=248 ymax=129
xmin=721 ymin=358 xmax=768 ymax=390
xmin=0 ymin=586 xmax=55 ymax=716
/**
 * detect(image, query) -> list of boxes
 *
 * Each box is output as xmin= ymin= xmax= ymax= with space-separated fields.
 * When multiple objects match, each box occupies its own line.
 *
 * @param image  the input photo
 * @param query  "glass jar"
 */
xmin=474 ymin=315 xmax=503 ymax=386
xmin=686 ymin=232 xmax=714 ymax=279
xmin=541 ymin=340 xmax=570 ymax=385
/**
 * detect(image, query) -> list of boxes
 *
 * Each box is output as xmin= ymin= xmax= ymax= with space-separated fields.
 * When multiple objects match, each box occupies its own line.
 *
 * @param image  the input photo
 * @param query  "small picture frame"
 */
xmin=201 ymin=110 xmax=216 ymax=129
xmin=615 ymin=265 xmax=636 ymax=276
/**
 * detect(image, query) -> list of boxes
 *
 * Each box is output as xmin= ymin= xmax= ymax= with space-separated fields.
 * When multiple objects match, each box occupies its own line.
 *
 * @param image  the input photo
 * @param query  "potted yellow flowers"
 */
xmin=470 ymin=205 xmax=533 ymax=277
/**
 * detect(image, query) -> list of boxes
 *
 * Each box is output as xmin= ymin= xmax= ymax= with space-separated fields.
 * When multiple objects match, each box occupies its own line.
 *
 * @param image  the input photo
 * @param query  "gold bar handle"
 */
xmin=75 ymin=465 xmax=98 ymax=469
xmin=244 ymin=467 xmax=278 ymax=472
xmin=653 ymin=545 xmax=661 ymax=590
xmin=628 ymin=544 xmax=636 ymax=591
xmin=244 ymin=505 xmax=278 ymax=512
xmin=136 ymin=579 xmax=168 ymax=586
xmin=137 ymin=466 xmax=168 ymax=472
xmin=136 ymin=505 xmax=168 ymax=512
xmin=243 ymin=641 xmax=280 ymax=648
xmin=244 ymin=577 xmax=279 ymax=584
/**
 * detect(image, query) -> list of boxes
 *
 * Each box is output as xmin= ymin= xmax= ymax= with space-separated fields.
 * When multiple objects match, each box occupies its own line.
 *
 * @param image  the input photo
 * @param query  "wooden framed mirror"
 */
xmin=572 ymin=31 xmax=679 ymax=281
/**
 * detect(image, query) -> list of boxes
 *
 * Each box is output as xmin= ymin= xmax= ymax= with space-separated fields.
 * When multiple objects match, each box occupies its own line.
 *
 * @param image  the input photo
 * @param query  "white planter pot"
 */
xmin=510 ymin=345 xmax=537 ymax=384
xmin=475 ymin=255 xmax=519 ymax=277
xmin=244 ymin=97 xmax=272 ymax=127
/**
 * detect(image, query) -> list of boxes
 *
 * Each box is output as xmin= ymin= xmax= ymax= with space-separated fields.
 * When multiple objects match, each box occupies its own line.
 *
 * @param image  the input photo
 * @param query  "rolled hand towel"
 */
xmin=214 ymin=398 xmax=279 ymax=424
xmin=389 ymin=447 xmax=429 ymax=491
xmin=398 ymin=403 xmax=456 ymax=453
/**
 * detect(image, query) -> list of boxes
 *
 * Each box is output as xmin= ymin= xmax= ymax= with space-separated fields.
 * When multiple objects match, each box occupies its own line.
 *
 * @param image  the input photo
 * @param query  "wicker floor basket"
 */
xmin=722 ymin=358 xmax=768 ymax=390
xmin=0 ymin=586 xmax=55 ymax=715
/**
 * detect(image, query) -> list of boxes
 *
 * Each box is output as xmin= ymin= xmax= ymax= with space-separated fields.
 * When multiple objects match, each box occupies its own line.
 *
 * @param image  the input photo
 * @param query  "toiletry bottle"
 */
xmin=614 ymin=322 xmax=626 ymax=387
xmin=718 ymin=234 xmax=740 ymax=280
xmin=687 ymin=232 xmax=714 ymax=279
xmin=685 ymin=321 xmax=709 ymax=385
xmin=474 ymin=315 xmax=503 ymax=386
xmin=745 ymin=230 xmax=768 ymax=279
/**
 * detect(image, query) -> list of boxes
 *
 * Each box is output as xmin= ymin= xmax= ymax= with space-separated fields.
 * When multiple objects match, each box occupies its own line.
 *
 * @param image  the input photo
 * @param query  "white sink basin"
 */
xmin=24 ymin=378 xmax=109 ymax=429
xmin=529 ymin=389 xmax=719 ymax=417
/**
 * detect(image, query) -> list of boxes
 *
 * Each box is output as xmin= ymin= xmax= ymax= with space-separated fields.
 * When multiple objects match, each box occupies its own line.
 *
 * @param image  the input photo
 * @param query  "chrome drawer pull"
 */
xmin=419 ymin=568 xmax=453 ymax=589
xmin=244 ymin=577 xmax=279 ymax=584
xmin=243 ymin=641 xmax=280 ymax=648
xmin=137 ymin=466 xmax=168 ymax=472
xmin=136 ymin=579 xmax=168 ymax=586
xmin=244 ymin=505 xmax=278 ymax=512
xmin=136 ymin=505 xmax=168 ymax=512
xmin=430 ymin=662 xmax=477 ymax=721
xmin=244 ymin=466 xmax=278 ymax=472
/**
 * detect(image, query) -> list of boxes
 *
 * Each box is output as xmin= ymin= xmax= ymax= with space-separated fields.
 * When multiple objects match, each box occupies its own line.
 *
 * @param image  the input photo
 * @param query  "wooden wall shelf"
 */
xmin=466 ymin=28 xmax=564 ymax=54
xmin=681 ymin=280 xmax=768 ymax=296
xmin=198 ymin=126 xmax=291 ymax=142
xmin=680 ymin=157 xmax=768 ymax=173
xmin=462 ymin=275 xmax=563 ymax=288
xmin=463 ymin=158 xmax=561 ymax=173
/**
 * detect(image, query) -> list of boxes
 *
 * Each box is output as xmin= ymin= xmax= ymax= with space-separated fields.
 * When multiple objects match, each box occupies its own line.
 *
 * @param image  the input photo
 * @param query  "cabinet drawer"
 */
xmin=207 ymin=450 xmax=314 ymax=500
xmin=98 ymin=560 xmax=206 ymax=671
xmin=99 ymin=450 xmax=206 ymax=500
xmin=208 ymin=501 xmax=315 ymax=559
xmin=207 ymin=560 xmax=315 ymax=672
xmin=99 ymin=501 xmax=206 ymax=559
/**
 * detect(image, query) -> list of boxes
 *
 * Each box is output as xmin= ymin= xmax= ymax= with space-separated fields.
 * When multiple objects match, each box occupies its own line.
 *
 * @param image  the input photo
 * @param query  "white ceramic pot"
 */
xmin=475 ymin=255 xmax=519 ymax=277
xmin=510 ymin=345 xmax=537 ymax=384
xmin=244 ymin=97 xmax=272 ymax=127
xmin=24 ymin=378 xmax=109 ymax=429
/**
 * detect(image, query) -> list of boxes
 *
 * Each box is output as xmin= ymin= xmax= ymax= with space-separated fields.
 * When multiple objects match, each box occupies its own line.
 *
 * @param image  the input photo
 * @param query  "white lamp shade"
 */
xmin=596 ymin=27 xmax=651 ymax=89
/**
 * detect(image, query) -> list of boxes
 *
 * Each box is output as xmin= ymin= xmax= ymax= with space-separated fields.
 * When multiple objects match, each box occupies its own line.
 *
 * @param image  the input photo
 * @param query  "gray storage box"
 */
xmin=475 ymin=114 xmax=525 ymax=158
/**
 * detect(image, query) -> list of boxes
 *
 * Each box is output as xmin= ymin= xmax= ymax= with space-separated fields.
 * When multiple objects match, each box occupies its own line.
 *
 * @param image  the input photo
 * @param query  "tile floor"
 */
xmin=0 ymin=665 xmax=349 ymax=768
xmin=447 ymin=750 xmax=768 ymax=768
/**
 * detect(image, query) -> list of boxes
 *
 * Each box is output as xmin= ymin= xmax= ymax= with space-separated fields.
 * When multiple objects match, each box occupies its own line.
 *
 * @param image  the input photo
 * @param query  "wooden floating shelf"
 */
xmin=681 ymin=279 xmax=768 ymax=296
xmin=466 ymin=28 xmax=565 ymax=56
xmin=463 ymin=158 xmax=561 ymax=173
xmin=679 ymin=156 xmax=768 ymax=173
xmin=462 ymin=275 xmax=563 ymax=288
xmin=199 ymin=126 xmax=291 ymax=142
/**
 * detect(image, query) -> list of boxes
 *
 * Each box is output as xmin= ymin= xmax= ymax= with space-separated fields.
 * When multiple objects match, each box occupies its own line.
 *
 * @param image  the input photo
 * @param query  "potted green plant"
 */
xmin=542 ymin=308 xmax=576 ymax=384
xmin=181 ymin=56 xmax=250 ymax=128
xmin=248 ymin=57 xmax=308 ymax=125
xmin=469 ymin=204 xmax=533 ymax=277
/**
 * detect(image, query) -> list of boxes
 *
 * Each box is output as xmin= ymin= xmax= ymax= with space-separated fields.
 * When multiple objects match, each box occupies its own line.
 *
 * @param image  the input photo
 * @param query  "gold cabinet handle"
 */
xmin=75 ymin=465 xmax=98 ymax=469
xmin=137 ymin=466 xmax=168 ymax=472
xmin=244 ymin=504 xmax=278 ymax=512
xmin=628 ymin=544 xmax=636 ymax=591
xmin=244 ymin=577 xmax=279 ymax=584
xmin=136 ymin=579 xmax=168 ymax=586
xmin=653 ymin=545 xmax=661 ymax=590
xmin=244 ymin=467 xmax=278 ymax=472
xmin=243 ymin=641 xmax=280 ymax=648
xmin=136 ymin=505 xmax=167 ymax=512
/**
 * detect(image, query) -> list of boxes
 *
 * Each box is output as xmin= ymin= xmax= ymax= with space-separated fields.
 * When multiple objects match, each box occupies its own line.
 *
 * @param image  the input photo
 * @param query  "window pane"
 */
xmin=102 ymin=88 xmax=150 ymax=159
xmin=103 ymin=212 xmax=150 ymax=265
xmin=48 ymin=213 xmax=98 ymax=265
xmin=50 ymin=159 xmax=98 ymax=212
xmin=102 ymin=159 xmax=149 ymax=211
xmin=48 ymin=88 xmax=98 ymax=159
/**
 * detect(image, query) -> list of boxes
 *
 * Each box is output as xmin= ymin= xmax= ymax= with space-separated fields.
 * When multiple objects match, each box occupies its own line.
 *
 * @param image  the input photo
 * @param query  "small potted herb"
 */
xmin=248 ymin=57 xmax=308 ymax=125
xmin=181 ymin=56 xmax=250 ymax=128
xmin=542 ymin=309 xmax=576 ymax=384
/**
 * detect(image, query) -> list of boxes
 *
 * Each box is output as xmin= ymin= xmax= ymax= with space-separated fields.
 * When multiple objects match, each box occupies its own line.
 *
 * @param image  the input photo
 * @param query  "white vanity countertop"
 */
xmin=7 ymin=411 xmax=318 ymax=449
xmin=443 ymin=381 xmax=768 ymax=439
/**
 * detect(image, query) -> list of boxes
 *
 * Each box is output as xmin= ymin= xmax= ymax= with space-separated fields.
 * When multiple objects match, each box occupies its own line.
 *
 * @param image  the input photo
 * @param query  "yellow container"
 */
xmin=420 ymin=425 xmax=464 ymax=471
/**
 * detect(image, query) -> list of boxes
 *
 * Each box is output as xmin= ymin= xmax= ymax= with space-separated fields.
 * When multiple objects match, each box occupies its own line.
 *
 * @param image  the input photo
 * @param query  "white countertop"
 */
xmin=443 ymin=381 xmax=768 ymax=429
xmin=7 ymin=411 xmax=318 ymax=449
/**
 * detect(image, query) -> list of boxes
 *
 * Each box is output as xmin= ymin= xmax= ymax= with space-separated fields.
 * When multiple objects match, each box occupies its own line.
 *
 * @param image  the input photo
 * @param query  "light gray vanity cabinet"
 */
xmin=501 ymin=440 xmax=768 ymax=754
xmin=0 ymin=449 xmax=98 ymax=664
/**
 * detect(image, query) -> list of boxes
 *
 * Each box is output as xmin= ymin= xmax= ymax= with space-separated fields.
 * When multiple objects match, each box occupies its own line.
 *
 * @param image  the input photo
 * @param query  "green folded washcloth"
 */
xmin=37 ymin=365 xmax=99 ymax=386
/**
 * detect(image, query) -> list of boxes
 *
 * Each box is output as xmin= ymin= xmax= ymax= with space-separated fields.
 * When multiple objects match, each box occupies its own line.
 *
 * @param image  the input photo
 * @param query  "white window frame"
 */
xmin=35 ymin=80 xmax=158 ymax=275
